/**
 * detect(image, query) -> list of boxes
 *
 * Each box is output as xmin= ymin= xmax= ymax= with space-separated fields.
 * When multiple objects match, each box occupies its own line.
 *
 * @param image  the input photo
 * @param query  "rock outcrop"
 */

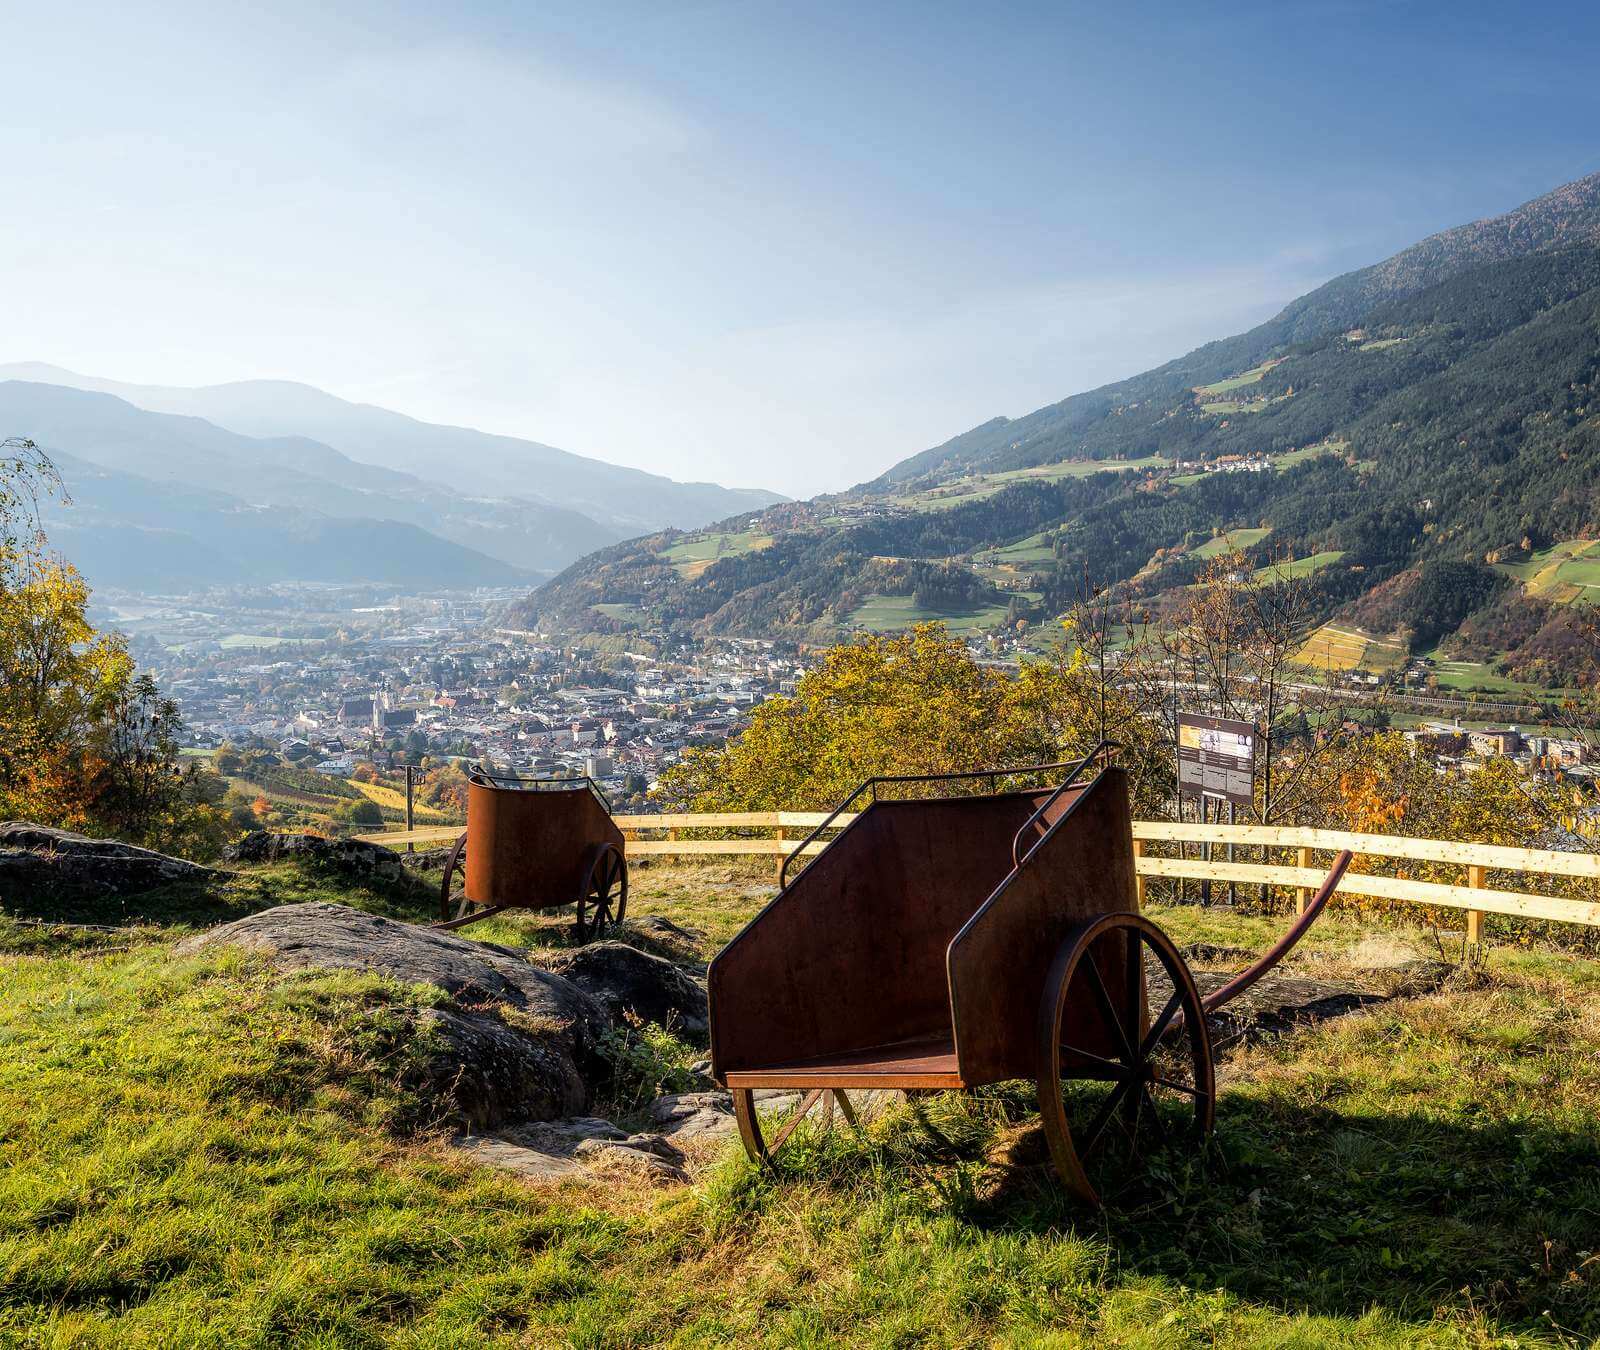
xmin=547 ymin=940 xmax=710 ymax=1038
xmin=181 ymin=902 xmax=609 ymax=1125
xmin=224 ymin=831 xmax=407 ymax=880
xmin=0 ymin=822 xmax=217 ymax=900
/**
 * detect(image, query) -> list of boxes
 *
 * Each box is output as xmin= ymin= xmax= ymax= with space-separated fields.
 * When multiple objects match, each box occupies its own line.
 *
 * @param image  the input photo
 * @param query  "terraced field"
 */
xmin=661 ymin=530 xmax=774 ymax=579
xmin=1199 ymin=392 xmax=1292 ymax=416
xmin=347 ymin=779 xmax=456 ymax=824
xmin=1276 ymin=438 xmax=1346 ymax=468
xmin=591 ymin=602 xmax=650 ymax=624
xmin=1252 ymin=549 xmax=1345 ymax=582
xmin=1497 ymin=539 xmax=1600 ymax=604
xmin=1192 ymin=359 xmax=1280 ymax=397
xmin=1193 ymin=527 xmax=1271 ymax=559
xmin=892 ymin=456 xmax=1164 ymax=513
xmin=976 ymin=529 xmax=1057 ymax=564
xmin=1294 ymin=623 xmax=1406 ymax=673
xmin=984 ymin=455 xmax=1165 ymax=485
xmin=846 ymin=594 xmax=1011 ymax=633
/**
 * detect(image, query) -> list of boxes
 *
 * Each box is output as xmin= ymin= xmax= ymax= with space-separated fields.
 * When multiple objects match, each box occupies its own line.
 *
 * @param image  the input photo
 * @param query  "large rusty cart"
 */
xmin=708 ymin=747 xmax=1351 ymax=1205
xmin=437 ymin=765 xmax=628 ymax=940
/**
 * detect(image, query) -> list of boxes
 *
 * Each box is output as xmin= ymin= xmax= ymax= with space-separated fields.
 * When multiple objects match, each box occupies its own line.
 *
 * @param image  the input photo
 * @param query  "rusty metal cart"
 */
xmin=708 ymin=747 xmax=1351 ymax=1205
xmin=437 ymin=765 xmax=628 ymax=940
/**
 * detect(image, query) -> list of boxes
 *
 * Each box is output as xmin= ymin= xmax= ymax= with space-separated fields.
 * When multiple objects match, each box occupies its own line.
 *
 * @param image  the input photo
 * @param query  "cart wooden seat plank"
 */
xmin=722 ymin=1032 xmax=962 ymax=1090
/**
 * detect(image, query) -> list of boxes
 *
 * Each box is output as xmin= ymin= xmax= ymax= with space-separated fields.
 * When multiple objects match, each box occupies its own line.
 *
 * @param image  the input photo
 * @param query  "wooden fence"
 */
xmin=357 ymin=813 xmax=1600 ymax=940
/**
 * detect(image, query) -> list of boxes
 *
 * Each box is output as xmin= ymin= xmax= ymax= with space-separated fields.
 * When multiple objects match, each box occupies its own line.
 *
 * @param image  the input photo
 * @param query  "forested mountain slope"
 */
xmin=877 ymin=169 xmax=1600 ymax=485
xmin=516 ymin=170 xmax=1600 ymax=667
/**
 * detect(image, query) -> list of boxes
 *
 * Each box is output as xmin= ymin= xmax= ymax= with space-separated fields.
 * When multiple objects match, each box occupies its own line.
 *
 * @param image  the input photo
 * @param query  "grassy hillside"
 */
xmin=516 ymin=210 xmax=1600 ymax=668
xmin=3 ymin=858 xmax=1598 ymax=1343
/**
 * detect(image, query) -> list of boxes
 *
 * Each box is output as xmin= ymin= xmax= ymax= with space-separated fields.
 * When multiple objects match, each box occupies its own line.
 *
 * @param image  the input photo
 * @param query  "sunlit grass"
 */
xmin=2 ymin=860 xmax=1597 ymax=1343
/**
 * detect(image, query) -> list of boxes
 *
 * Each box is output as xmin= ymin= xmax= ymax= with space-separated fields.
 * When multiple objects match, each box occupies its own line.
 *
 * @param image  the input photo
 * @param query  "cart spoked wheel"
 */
xmin=1036 ymin=912 xmax=1214 ymax=1208
xmin=733 ymin=1087 xmax=858 ymax=1167
xmin=437 ymin=832 xmax=473 ymax=923
xmin=575 ymin=842 xmax=628 ymax=941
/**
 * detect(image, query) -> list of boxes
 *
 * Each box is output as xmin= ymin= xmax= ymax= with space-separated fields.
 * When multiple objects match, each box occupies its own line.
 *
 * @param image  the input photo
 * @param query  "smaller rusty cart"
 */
xmin=708 ymin=747 xmax=1349 ymax=1205
xmin=437 ymin=765 xmax=628 ymax=940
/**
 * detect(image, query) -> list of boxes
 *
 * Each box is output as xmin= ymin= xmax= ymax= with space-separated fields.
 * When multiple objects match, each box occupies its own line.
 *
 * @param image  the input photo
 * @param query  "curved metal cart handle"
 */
xmin=1201 ymin=849 xmax=1354 ymax=1015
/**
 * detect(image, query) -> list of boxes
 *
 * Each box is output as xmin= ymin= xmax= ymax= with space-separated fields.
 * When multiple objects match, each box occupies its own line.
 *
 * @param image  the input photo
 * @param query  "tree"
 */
xmin=0 ymin=443 xmax=133 ymax=825
xmin=1112 ymin=551 xmax=1368 ymax=823
xmin=92 ymin=673 xmax=227 ymax=856
xmin=344 ymin=798 xmax=383 ymax=827
xmin=659 ymin=622 xmax=1168 ymax=815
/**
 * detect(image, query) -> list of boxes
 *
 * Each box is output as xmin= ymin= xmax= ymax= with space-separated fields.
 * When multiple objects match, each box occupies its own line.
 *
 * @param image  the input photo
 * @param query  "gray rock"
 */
xmin=458 ymin=1116 xmax=690 ymax=1185
xmin=648 ymin=1091 xmax=737 ymax=1140
xmin=454 ymin=1133 xmax=583 ymax=1180
xmin=224 ymin=831 xmax=406 ymax=880
xmin=618 ymin=1132 xmax=686 ymax=1161
xmin=574 ymin=1136 xmax=689 ymax=1183
xmin=612 ymin=914 xmax=704 ymax=963
xmin=0 ymin=822 xmax=217 ymax=901
xmin=547 ymin=940 xmax=709 ymax=1038
xmin=496 ymin=1116 xmax=629 ymax=1151
xmin=181 ymin=902 xmax=608 ymax=1126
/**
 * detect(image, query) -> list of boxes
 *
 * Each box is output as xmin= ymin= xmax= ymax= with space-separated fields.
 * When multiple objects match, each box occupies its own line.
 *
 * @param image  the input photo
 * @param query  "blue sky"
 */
xmin=5 ymin=1 xmax=1598 ymax=496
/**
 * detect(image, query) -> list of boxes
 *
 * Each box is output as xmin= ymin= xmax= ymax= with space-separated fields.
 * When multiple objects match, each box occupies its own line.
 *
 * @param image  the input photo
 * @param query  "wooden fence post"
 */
xmin=1132 ymin=839 xmax=1146 ymax=909
xmin=1296 ymin=846 xmax=1313 ymax=916
xmin=774 ymin=825 xmax=786 ymax=885
xmin=1466 ymin=863 xmax=1487 ymax=951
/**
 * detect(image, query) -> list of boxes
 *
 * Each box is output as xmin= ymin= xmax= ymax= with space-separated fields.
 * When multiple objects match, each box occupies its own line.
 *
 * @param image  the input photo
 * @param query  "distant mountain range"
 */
xmin=0 ymin=368 xmax=785 ymax=591
xmin=518 ymin=168 xmax=1600 ymax=683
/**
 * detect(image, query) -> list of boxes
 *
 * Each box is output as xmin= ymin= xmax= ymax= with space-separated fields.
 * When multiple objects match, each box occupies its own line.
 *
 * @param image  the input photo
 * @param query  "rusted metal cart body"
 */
xmin=709 ymin=749 xmax=1351 ymax=1204
xmin=437 ymin=766 xmax=627 ymax=939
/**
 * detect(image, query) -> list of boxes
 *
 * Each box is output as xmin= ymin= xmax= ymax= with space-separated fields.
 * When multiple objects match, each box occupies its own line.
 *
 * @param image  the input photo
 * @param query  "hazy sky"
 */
xmin=5 ymin=1 xmax=1598 ymax=497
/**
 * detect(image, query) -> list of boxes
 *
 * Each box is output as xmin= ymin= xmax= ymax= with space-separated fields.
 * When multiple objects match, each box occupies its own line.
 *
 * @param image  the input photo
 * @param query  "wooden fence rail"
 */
xmin=357 ymin=812 xmax=1600 ymax=938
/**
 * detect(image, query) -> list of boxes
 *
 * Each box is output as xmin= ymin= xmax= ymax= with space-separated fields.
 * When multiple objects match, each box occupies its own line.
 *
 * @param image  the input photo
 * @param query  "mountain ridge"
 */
xmin=0 ymin=363 xmax=786 ymax=536
xmin=514 ymin=168 xmax=1600 ymax=680
xmin=874 ymin=169 xmax=1600 ymax=487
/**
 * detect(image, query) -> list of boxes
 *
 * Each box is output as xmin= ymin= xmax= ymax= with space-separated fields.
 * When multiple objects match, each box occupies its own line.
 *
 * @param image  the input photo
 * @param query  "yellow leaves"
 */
xmin=660 ymin=622 xmax=1130 ymax=812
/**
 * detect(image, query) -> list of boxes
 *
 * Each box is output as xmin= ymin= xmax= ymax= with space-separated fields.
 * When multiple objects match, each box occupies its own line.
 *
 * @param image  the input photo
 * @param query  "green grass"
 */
xmin=984 ymin=455 xmax=1165 ymax=485
xmin=1192 ymin=361 xmax=1279 ymax=397
xmin=975 ymin=530 xmax=1058 ymax=565
xmin=1198 ymin=393 xmax=1291 ymax=416
xmin=1252 ymin=549 xmax=1346 ymax=582
xmin=4 ymin=858 xmax=1600 ymax=1344
xmin=591 ymin=602 xmax=649 ymax=625
xmin=1497 ymin=539 xmax=1600 ymax=606
xmin=1276 ymin=439 xmax=1346 ymax=469
xmin=893 ymin=457 xmax=1163 ymax=514
xmin=1409 ymin=647 xmax=1568 ymax=701
xmin=846 ymin=593 xmax=1011 ymax=633
xmin=660 ymin=531 xmax=775 ymax=578
xmin=1192 ymin=527 xmax=1271 ymax=559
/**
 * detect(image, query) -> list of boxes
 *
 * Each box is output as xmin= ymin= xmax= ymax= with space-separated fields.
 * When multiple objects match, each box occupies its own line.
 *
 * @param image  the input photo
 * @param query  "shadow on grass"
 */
xmin=749 ymin=1090 xmax=1600 ymax=1340
xmin=0 ymin=858 xmax=441 ymax=938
